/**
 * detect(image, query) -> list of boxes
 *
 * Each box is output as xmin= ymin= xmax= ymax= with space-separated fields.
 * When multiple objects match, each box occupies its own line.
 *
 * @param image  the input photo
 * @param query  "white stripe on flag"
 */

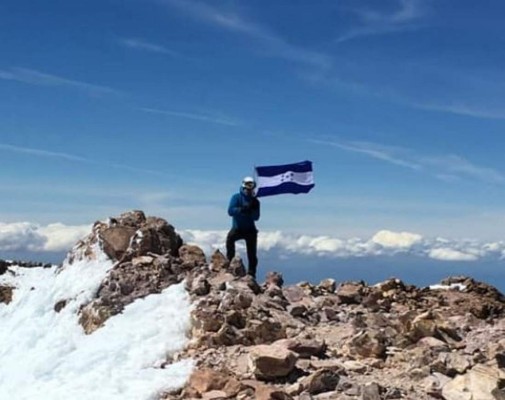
xmin=257 ymin=170 xmax=314 ymax=189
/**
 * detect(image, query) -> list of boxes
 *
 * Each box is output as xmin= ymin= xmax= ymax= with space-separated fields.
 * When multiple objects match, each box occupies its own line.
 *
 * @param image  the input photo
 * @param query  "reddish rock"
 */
xmin=300 ymin=369 xmax=340 ymax=395
xmin=0 ymin=285 xmax=13 ymax=304
xmin=265 ymin=271 xmax=284 ymax=288
xmin=249 ymin=344 xmax=298 ymax=380
xmin=179 ymin=244 xmax=206 ymax=266
xmin=210 ymin=250 xmax=228 ymax=271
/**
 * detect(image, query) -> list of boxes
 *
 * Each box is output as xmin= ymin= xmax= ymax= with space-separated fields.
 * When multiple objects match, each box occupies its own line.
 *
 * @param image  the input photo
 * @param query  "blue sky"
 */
xmin=1 ymin=1 xmax=505 ymax=283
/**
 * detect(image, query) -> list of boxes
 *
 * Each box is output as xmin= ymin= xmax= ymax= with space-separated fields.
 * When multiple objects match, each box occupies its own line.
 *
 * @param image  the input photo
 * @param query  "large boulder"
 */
xmin=185 ymin=369 xmax=241 ymax=398
xmin=72 ymin=211 xmax=184 ymax=333
xmin=442 ymin=365 xmax=505 ymax=400
xmin=72 ymin=210 xmax=183 ymax=264
xmin=249 ymin=344 xmax=298 ymax=380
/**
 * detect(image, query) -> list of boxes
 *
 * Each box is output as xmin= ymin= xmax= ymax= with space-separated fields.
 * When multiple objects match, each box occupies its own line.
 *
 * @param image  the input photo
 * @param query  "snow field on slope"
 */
xmin=0 ymin=248 xmax=193 ymax=400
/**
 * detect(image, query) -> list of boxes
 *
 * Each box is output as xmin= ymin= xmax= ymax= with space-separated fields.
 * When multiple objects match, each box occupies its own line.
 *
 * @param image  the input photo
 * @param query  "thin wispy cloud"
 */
xmin=0 ymin=143 xmax=167 ymax=177
xmin=0 ymin=143 xmax=90 ymax=163
xmin=311 ymin=139 xmax=421 ymax=170
xmin=119 ymin=38 xmax=179 ymax=57
xmin=422 ymin=155 xmax=505 ymax=185
xmin=0 ymin=68 xmax=120 ymax=96
xmin=159 ymin=0 xmax=331 ymax=69
xmin=312 ymin=138 xmax=505 ymax=185
xmin=336 ymin=0 xmax=426 ymax=43
xmin=414 ymin=102 xmax=505 ymax=120
xmin=140 ymin=107 xmax=241 ymax=126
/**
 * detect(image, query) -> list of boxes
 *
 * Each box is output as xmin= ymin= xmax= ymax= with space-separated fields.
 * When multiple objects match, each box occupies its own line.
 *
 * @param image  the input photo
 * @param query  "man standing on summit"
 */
xmin=226 ymin=176 xmax=260 ymax=279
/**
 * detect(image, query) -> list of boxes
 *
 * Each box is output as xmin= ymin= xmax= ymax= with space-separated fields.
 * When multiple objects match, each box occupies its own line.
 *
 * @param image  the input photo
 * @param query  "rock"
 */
xmin=117 ymin=210 xmax=146 ymax=226
xmin=0 ymin=260 xmax=8 ymax=275
xmin=360 ymin=382 xmax=382 ymax=400
xmin=249 ymin=344 xmax=298 ymax=380
xmin=440 ymin=352 xmax=472 ymax=376
xmin=230 ymin=257 xmax=246 ymax=277
xmin=78 ymin=303 xmax=113 ymax=334
xmin=131 ymin=255 xmax=154 ymax=267
xmin=422 ymin=373 xmax=452 ymax=396
xmin=348 ymin=330 xmax=386 ymax=359
xmin=375 ymin=278 xmax=406 ymax=293
xmin=265 ymin=271 xmax=284 ymax=288
xmin=254 ymin=384 xmax=293 ymax=400
xmin=101 ymin=226 xmax=137 ymax=260
xmin=179 ymin=244 xmax=206 ymax=266
xmin=210 ymin=250 xmax=229 ymax=271
xmin=201 ymin=390 xmax=227 ymax=399
xmin=54 ymin=299 xmax=67 ymax=312
xmin=300 ymin=369 xmax=340 ymax=395
xmin=287 ymin=304 xmax=307 ymax=318
xmin=336 ymin=282 xmax=364 ymax=304
xmin=186 ymin=369 xmax=241 ymax=397
xmin=442 ymin=364 xmax=505 ymax=400
xmin=274 ymin=338 xmax=326 ymax=359
xmin=189 ymin=275 xmax=211 ymax=296
xmin=0 ymin=285 xmax=13 ymax=304
xmin=192 ymin=307 xmax=225 ymax=333
xmin=318 ymin=279 xmax=337 ymax=293
xmin=341 ymin=360 xmax=367 ymax=373
xmin=283 ymin=286 xmax=307 ymax=303
xmin=417 ymin=336 xmax=450 ymax=351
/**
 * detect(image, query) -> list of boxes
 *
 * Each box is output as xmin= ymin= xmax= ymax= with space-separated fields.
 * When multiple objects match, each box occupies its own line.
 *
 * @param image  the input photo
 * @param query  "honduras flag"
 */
xmin=255 ymin=160 xmax=315 ymax=197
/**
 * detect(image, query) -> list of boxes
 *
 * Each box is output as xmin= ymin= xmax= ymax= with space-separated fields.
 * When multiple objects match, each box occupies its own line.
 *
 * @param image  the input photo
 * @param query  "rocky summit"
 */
xmin=3 ymin=210 xmax=505 ymax=400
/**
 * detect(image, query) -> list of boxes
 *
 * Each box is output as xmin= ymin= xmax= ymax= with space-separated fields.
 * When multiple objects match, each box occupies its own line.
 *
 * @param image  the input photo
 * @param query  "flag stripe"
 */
xmin=257 ymin=171 xmax=314 ymax=188
xmin=256 ymin=182 xmax=315 ymax=197
xmin=255 ymin=160 xmax=312 ymax=177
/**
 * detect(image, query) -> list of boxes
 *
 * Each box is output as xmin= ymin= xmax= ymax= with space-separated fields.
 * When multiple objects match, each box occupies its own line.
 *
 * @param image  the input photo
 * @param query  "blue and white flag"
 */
xmin=255 ymin=160 xmax=315 ymax=197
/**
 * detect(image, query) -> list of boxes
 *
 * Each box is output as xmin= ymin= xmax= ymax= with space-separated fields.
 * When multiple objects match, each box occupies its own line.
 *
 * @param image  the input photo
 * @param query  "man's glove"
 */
xmin=250 ymin=198 xmax=259 ymax=211
xmin=241 ymin=204 xmax=252 ymax=214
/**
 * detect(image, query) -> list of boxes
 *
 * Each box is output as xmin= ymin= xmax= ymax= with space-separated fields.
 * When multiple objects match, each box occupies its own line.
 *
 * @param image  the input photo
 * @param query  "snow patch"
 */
xmin=0 ymin=246 xmax=192 ymax=400
xmin=429 ymin=283 xmax=467 ymax=291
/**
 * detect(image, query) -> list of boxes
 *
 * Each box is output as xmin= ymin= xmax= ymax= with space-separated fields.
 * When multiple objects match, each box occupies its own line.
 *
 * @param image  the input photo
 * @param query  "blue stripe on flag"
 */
xmin=255 ymin=160 xmax=312 ymax=177
xmin=256 ymin=182 xmax=315 ymax=197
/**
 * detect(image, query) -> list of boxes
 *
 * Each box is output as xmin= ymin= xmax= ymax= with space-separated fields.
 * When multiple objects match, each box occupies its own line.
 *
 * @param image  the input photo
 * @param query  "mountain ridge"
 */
xmin=1 ymin=210 xmax=504 ymax=400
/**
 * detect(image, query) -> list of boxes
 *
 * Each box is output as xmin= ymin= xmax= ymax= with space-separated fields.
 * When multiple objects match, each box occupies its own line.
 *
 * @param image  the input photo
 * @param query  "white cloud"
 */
xmin=0 ymin=222 xmax=90 ymax=253
xmin=428 ymin=248 xmax=478 ymax=262
xmin=180 ymin=228 xmax=505 ymax=262
xmin=5 ymin=221 xmax=504 ymax=264
xmin=38 ymin=223 xmax=91 ymax=252
xmin=371 ymin=230 xmax=423 ymax=248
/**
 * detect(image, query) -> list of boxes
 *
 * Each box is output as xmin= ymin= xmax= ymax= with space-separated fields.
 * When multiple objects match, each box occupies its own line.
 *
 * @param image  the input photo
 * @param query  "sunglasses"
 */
xmin=244 ymin=182 xmax=255 ymax=189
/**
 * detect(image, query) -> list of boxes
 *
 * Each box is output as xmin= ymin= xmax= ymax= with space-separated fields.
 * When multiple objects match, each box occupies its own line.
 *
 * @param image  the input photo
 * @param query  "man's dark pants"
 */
xmin=226 ymin=228 xmax=258 ymax=278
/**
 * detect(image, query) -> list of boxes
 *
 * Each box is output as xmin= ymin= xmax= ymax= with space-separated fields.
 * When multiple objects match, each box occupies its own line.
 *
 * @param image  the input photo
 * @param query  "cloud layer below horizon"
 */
xmin=2 ymin=221 xmax=503 ymax=263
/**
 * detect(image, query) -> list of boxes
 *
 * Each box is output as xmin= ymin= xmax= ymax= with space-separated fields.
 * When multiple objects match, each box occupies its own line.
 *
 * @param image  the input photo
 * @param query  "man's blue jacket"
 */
xmin=228 ymin=187 xmax=260 ymax=232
